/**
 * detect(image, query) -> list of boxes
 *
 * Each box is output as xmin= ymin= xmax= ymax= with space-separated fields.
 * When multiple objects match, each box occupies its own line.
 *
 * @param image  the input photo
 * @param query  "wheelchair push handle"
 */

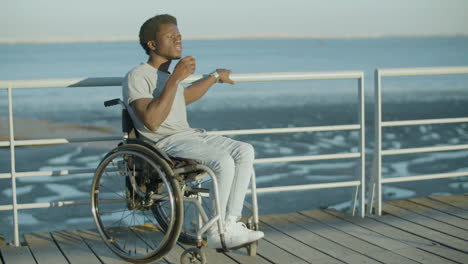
xmin=104 ymin=98 xmax=121 ymax=107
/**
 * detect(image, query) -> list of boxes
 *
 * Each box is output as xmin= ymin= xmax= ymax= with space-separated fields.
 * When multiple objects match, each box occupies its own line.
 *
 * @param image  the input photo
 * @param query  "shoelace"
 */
xmin=228 ymin=221 xmax=250 ymax=233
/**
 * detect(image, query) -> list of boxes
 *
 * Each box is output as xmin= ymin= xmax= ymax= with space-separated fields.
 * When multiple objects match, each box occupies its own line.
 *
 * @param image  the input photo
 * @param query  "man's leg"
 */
xmin=155 ymin=135 xmax=236 ymax=221
xmin=156 ymin=133 xmax=263 ymax=249
xmin=201 ymin=134 xmax=255 ymax=219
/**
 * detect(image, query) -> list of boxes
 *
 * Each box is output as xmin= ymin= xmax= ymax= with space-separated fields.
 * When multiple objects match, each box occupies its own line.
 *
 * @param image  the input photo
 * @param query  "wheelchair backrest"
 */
xmin=122 ymin=109 xmax=139 ymax=139
xmin=103 ymin=98 xmax=174 ymax=166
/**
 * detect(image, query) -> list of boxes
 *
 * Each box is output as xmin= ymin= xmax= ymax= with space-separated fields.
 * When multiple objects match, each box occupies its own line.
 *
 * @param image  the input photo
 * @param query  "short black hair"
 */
xmin=139 ymin=14 xmax=178 ymax=55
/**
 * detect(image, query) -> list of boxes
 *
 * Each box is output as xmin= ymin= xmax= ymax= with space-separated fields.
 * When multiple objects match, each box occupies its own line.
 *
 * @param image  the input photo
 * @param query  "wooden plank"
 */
xmin=0 ymin=234 xmax=7 ymax=248
xmin=301 ymin=211 xmax=436 ymax=263
xmin=162 ymin=243 xmax=186 ymax=264
xmin=430 ymin=194 xmax=468 ymax=210
xmin=167 ymin=237 xmax=237 ymax=264
xmin=409 ymin=197 xmax=468 ymax=220
xmin=51 ymin=230 xmax=102 ymax=264
xmin=24 ymin=232 xmax=69 ymax=264
xmin=256 ymin=238 xmax=309 ymax=264
xmin=123 ymin=226 xmax=166 ymax=262
xmin=325 ymin=209 xmax=468 ymax=263
xmin=264 ymin=213 xmax=382 ymax=264
xmin=0 ymin=246 xmax=36 ymax=264
xmin=310 ymin=210 xmax=456 ymax=264
xmin=78 ymin=229 xmax=146 ymax=264
xmin=183 ymin=245 xmax=237 ymax=264
xmin=163 ymin=241 xmax=238 ymax=264
xmin=383 ymin=203 xmax=468 ymax=240
xmin=390 ymin=199 xmax=468 ymax=230
xmin=259 ymin=215 xmax=343 ymax=263
xmin=166 ymin=231 xmax=307 ymax=264
xmin=373 ymin=208 xmax=468 ymax=254
xmin=224 ymin=245 xmax=272 ymax=264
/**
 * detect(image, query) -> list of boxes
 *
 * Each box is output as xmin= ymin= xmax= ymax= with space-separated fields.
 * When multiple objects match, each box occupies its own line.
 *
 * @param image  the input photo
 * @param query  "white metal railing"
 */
xmin=369 ymin=66 xmax=468 ymax=216
xmin=0 ymin=71 xmax=366 ymax=246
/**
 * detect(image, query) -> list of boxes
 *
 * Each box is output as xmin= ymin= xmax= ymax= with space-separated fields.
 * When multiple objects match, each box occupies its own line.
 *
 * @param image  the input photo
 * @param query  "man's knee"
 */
xmin=236 ymin=142 xmax=255 ymax=162
xmin=211 ymin=153 xmax=236 ymax=176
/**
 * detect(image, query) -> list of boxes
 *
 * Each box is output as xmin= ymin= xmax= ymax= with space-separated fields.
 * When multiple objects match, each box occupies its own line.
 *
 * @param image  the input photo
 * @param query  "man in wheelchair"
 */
xmin=122 ymin=14 xmax=264 ymax=250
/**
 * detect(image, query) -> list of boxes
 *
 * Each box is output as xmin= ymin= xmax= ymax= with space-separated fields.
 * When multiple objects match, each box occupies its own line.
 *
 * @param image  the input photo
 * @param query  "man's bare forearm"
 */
xmin=184 ymin=69 xmax=236 ymax=105
xmin=184 ymin=75 xmax=217 ymax=105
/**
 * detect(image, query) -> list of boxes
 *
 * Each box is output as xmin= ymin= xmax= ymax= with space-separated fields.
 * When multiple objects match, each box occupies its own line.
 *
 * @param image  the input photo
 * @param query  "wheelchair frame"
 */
xmin=91 ymin=98 xmax=260 ymax=263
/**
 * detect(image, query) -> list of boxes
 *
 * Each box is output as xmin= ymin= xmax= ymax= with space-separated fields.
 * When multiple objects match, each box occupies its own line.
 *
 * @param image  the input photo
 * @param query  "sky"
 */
xmin=1 ymin=0 xmax=468 ymax=42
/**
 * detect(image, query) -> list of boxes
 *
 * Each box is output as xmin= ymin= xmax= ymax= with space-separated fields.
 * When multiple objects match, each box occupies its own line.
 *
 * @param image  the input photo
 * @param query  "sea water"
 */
xmin=1 ymin=37 xmax=468 ymax=242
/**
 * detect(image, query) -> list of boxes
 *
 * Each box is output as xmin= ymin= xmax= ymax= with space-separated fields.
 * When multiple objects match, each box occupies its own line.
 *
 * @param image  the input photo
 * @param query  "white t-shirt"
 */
xmin=122 ymin=63 xmax=192 ymax=142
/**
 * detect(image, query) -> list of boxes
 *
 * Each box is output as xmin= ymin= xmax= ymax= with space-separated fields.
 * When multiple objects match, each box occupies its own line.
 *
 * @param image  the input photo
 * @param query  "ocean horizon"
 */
xmin=2 ymin=33 xmax=468 ymax=45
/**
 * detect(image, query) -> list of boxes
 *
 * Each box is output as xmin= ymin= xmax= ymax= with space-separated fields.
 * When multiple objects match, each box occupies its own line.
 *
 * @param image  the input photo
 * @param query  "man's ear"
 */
xmin=147 ymin=40 xmax=157 ymax=52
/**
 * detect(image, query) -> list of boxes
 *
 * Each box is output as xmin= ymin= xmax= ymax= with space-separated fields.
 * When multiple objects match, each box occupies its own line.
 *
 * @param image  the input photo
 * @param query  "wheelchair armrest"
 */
xmin=125 ymin=138 xmax=175 ymax=167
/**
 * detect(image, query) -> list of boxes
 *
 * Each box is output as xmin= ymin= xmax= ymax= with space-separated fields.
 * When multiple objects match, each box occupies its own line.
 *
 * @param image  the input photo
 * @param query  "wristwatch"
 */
xmin=210 ymin=71 xmax=220 ymax=82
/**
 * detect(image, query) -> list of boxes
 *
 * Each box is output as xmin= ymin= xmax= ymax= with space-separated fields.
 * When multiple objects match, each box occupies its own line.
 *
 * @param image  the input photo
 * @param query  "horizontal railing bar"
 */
xmin=0 ymin=125 xmax=360 ymax=148
xmin=382 ymin=117 xmax=468 ymax=127
xmin=382 ymin=144 xmax=468 ymax=156
xmin=191 ymin=71 xmax=363 ymax=83
xmin=379 ymin=66 xmax=468 ymax=77
xmin=0 ymin=77 xmax=123 ymax=89
xmin=207 ymin=124 xmax=360 ymax=136
xmin=21 ymin=200 xmax=90 ymax=209
xmin=0 ymin=168 xmax=96 ymax=179
xmin=0 ymin=153 xmax=360 ymax=179
xmin=382 ymin=171 xmax=468 ymax=183
xmin=0 ymin=71 xmax=363 ymax=89
xmin=0 ymin=201 xmax=90 ymax=211
xmin=0 ymin=136 xmax=122 ymax=147
xmin=0 ymin=180 xmax=361 ymax=211
xmin=253 ymin=181 xmax=361 ymax=194
xmin=254 ymin=153 xmax=360 ymax=164
xmin=0 ymin=204 xmax=13 ymax=211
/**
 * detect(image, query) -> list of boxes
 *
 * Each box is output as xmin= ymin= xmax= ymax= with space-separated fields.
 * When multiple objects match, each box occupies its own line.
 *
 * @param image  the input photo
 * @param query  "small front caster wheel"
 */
xmin=246 ymin=241 xmax=258 ymax=256
xmin=180 ymin=247 xmax=207 ymax=264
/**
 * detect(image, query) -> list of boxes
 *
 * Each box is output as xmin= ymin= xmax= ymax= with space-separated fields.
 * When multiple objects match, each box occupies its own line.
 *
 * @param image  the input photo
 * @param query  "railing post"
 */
xmin=358 ymin=74 xmax=366 ymax=217
xmin=370 ymin=69 xmax=383 ymax=216
xmin=8 ymin=86 xmax=20 ymax=246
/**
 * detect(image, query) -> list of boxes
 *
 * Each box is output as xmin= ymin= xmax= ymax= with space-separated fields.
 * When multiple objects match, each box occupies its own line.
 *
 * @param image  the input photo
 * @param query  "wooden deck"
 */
xmin=1 ymin=194 xmax=467 ymax=264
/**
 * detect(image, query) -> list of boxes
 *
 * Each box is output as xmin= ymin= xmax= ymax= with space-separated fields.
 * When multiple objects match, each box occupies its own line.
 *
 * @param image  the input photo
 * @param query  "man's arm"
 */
xmin=131 ymin=56 xmax=195 ymax=131
xmin=184 ymin=69 xmax=236 ymax=105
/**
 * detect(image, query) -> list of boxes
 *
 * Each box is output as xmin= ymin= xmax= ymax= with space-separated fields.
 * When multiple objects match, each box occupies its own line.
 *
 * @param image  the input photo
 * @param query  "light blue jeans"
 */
xmin=155 ymin=129 xmax=254 ymax=221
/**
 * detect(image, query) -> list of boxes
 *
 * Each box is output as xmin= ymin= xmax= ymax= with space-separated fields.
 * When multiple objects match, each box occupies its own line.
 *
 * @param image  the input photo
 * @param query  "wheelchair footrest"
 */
xmin=185 ymin=187 xmax=210 ymax=194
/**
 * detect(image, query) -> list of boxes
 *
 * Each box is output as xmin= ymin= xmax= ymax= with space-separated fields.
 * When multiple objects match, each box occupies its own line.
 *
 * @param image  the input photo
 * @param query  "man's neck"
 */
xmin=147 ymin=55 xmax=172 ymax=73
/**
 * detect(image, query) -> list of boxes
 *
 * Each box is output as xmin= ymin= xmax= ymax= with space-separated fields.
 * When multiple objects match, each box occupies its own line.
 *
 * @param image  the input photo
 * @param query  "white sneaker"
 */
xmin=207 ymin=216 xmax=264 ymax=249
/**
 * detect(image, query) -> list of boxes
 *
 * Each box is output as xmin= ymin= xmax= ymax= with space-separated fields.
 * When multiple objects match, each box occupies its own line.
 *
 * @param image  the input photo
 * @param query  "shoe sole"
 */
xmin=214 ymin=238 xmax=262 ymax=252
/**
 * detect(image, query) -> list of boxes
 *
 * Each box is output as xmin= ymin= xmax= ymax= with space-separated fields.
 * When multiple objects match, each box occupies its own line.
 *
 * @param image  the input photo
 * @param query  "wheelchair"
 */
xmin=90 ymin=98 xmax=260 ymax=264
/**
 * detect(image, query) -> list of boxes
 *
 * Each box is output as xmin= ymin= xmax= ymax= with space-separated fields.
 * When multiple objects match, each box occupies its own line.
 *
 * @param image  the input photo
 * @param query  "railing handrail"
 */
xmin=0 ymin=71 xmax=363 ymax=89
xmin=1 ymin=71 xmax=366 ymax=246
xmin=0 ymin=124 xmax=361 ymax=148
xmin=378 ymin=66 xmax=468 ymax=77
xmin=369 ymin=66 xmax=468 ymax=216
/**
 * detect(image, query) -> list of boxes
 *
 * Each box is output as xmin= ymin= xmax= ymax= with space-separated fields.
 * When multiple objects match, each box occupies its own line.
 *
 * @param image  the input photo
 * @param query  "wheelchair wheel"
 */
xmin=91 ymin=144 xmax=183 ymax=263
xmin=153 ymin=177 xmax=212 ymax=245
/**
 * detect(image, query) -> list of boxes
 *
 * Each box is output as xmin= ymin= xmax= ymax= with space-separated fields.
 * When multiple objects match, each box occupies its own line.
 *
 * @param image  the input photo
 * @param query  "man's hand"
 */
xmin=172 ymin=56 xmax=196 ymax=82
xmin=216 ymin=69 xmax=236 ymax=85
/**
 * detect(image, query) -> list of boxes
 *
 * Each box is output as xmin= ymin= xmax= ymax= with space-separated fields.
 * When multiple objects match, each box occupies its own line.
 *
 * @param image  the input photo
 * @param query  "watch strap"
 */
xmin=210 ymin=71 xmax=220 ymax=82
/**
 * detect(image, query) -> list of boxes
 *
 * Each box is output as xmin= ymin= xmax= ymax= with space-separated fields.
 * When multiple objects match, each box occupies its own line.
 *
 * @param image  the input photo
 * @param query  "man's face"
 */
xmin=154 ymin=23 xmax=182 ymax=60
